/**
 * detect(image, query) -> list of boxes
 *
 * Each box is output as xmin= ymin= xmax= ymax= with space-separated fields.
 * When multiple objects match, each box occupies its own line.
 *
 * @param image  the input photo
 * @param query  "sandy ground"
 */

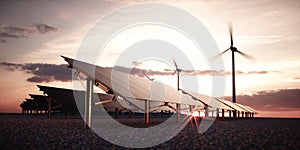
xmin=0 ymin=114 xmax=299 ymax=149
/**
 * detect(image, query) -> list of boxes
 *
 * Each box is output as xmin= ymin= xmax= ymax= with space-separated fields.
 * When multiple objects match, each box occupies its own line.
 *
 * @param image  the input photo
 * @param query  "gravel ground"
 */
xmin=0 ymin=114 xmax=299 ymax=150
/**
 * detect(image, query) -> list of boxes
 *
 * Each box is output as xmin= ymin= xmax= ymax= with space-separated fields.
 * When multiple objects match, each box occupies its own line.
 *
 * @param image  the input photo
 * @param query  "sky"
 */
xmin=0 ymin=0 xmax=299 ymax=118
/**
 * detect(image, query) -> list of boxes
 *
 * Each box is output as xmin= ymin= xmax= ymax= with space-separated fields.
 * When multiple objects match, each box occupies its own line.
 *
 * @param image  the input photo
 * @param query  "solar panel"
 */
xmin=62 ymin=56 xmax=256 ymax=114
xmin=244 ymin=105 xmax=258 ymax=114
xmin=216 ymin=98 xmax=248 ymax=112
xmin=37 ymin=85 xmax=127 ymax=112
xmin=233 ymin=103 xmax=254 ymax=113
xmin=63 ymin=56 xmax=204 ymax=106
xmin=183 ymin=90 xmax=234 ymax=110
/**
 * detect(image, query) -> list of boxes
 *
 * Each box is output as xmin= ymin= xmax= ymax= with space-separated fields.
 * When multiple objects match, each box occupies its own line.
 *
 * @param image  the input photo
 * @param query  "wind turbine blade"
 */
xmin=211 ymin=49 xmax=230 ymax=60
xmin=228 ymin=22 xmax=233 ymax=46
xmin=172 ymin=58 xmax=178 ymax=70
xmin=236 ymin=50 xmax=256 ymax=62
xmin=172 ymin=70 xmax=177 ymax=76
xmin=220 ymin=48 xmax=230 ymax=55
xmin=164 ymin=69 xmax=174 ymax=72
xmin=164 ymin=69 xmax=177 ymax=76
xmin=142 ymin=70 xmax=152 ymax=81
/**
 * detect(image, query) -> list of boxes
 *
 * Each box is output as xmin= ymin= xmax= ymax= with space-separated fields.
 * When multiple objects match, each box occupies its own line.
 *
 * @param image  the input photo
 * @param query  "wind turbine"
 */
xmin=215 ymin=22 xmax=255 ymax=104
xmin=165 ymin=59 xmax=195 ymax=91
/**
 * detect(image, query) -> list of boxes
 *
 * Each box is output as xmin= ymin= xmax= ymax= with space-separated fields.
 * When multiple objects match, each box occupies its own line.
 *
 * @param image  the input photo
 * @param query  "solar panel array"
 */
xmin=62 ymin=56 xmax=257 ymax=116
xmin=19 ymin=56 xmax=257 ymax=118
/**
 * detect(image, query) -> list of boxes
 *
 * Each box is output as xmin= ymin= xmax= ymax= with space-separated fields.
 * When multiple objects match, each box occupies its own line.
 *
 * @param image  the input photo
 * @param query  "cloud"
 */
xmin=129 ymin=61 xmax=277 ymax=76
xmin=0 ymin=23 xmax=58 ymax=40
xmin=1 ymin=26 xmax=34 ymax=34
xmin=0 ymin=32 xmax=27 ymax=39
xmin=1 ymin=39 xmax=7 ymax=43
xmin=27 ymin=76 xmax=52 ymax=83
xmin=0 ymin=61 xmax=278 ymax=83
xmin=132 ymin=61 xmax=142 ymax=66
xmin=233 ymin=70 xmax=270 ymax=76
xmin=113 ymin=66 xmax=274 ymax=77
xmin=224 ymin=89 xmax=300 ymax=111
xmin=244 ymin=71 xmax=268 ymax=74
xmin=169 ymin=70 xmax=273 ymax=76
xmin=0 ymin=62 xmax=71 ymax=83
xmin=34 ymin=23 xmax=58 ymax=34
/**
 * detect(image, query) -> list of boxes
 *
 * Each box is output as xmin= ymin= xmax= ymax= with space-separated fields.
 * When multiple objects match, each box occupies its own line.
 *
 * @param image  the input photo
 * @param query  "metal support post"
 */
xmin=48 ymin=97 xmax=52 ymax=119
xmin=145 ymin=100 xmax=149 ymax=125
xmin=222 ymin=109 xmax=225 ymax=120
xmin=84 ymin=78 xmax=93 ymax=128
xmin=176 ymin=103 xmax=180 ymax=122
xmin=205 ymin=107 xmax=209 ymax=117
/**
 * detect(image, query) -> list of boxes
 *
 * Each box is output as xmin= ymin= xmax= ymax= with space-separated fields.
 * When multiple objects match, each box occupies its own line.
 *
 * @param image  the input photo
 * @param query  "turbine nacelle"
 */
xmin=230 ymin=46 xmax=238 ymax=52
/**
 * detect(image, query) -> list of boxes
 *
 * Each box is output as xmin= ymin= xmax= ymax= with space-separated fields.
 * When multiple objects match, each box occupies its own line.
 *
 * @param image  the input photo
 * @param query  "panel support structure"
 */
xmin=144 ymin=100 xmax=149 ymax=125
xmin=233 ymin=110 xmax=237 ymax=118
xmin=84 ymin=78 xmax=93 ymax=128
xmin=222 ymin=109 xmax=225 ymax=120
xmin=189 ymin=105 xmax=193 ymax=114
xmin=176 ymin=103 xmax=180 ymax=122
xmin=47 ymin=97 xmax=52 ymax=119
xmin=205 ymin=107 xmax=209 ymax=117
xmin=115 ymin=108 xmax=119 ymax=118
xmin=128 ymin=110 xmax=131 ymax=118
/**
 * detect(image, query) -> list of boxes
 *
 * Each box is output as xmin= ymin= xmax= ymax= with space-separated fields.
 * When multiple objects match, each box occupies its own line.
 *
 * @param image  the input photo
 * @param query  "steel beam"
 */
xmin=189 ymin=105 xmax=193 ymax=115
xmin=216 ymin=108 xmax=220 ymax=118
xmin=145 ymin=100 xmax=149 ymax=125
xmin=233 ymin=110 xmax=237 ymax=118
xmin=84 ymin=78 xmax=93 ymax=128
xmin=205 ymin=107 xmax=209 ymax=117
xmin=176 ymin=103 xmax=180 ymax=122
xmin=115 ymin=108 xmax=119 ymax=118
xmin=222 ymin=109 xmax=225 ymax=120
xmin=47 ymin=97 xmax=52 ymax=119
